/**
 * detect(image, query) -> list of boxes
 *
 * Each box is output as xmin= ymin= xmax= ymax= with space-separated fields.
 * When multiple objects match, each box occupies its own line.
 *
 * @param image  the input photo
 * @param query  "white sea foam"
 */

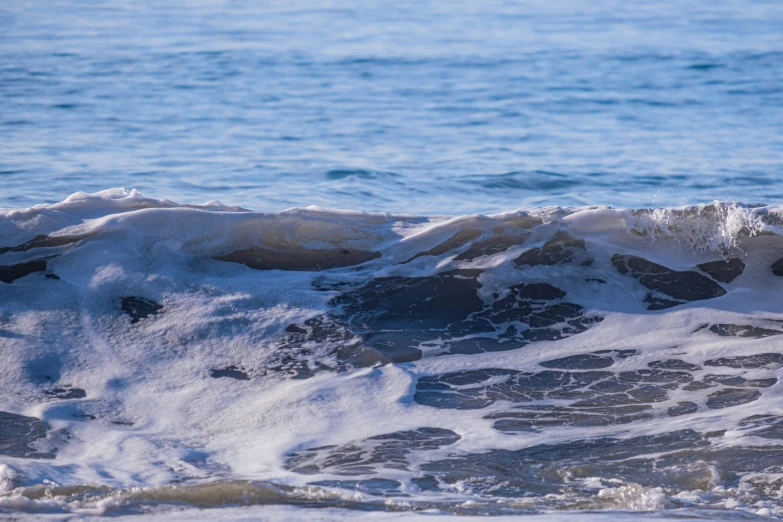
xmin=627 ymin=201 xmax=766 ymax=254
xmin=2 ymin=190 xmax=783 ymax=520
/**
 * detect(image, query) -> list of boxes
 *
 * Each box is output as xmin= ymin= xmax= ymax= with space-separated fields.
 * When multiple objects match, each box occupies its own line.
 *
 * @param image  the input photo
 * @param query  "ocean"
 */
xmin=2 ymin=1 xmax=783 ymax=520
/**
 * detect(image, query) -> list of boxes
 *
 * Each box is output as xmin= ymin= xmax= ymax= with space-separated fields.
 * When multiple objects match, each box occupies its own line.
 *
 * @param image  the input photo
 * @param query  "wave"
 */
xmin=2 ymin=189 xmax=783 ymax=519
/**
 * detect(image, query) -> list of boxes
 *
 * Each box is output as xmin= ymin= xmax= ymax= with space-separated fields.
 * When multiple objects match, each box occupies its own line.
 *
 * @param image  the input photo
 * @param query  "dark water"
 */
xmin=2 ymin=0 xmax=783 ymax=213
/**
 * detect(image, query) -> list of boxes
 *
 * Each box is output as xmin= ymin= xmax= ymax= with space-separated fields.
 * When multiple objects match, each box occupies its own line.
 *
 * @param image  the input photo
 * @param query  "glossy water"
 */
xmin=2 ymin=0 xmax=782 ymax=213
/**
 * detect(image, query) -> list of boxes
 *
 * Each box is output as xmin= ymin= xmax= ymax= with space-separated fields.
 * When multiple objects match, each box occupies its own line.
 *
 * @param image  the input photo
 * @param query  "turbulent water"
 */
xmin=3 ymin=0 xmax=783 ymax=520
xmin=0 ymin=189 xmax=783 ymax=520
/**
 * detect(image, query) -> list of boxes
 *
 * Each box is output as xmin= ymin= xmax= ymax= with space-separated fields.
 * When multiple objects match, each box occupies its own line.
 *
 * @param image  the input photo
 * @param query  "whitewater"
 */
xmin=1 ymin=188 xmax=782 ymax=520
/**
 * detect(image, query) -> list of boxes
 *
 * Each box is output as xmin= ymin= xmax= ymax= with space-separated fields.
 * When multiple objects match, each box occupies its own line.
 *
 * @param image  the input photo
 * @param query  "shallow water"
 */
xmin=2 ymin=0 xmax=783 ymax=213
xmin=2 ymin=192 xmax=783 ymax=520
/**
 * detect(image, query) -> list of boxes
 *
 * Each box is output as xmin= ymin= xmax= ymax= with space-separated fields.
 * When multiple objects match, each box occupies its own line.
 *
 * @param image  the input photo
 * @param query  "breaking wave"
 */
xmin=2 ymin=189 xmax=783 ymax=520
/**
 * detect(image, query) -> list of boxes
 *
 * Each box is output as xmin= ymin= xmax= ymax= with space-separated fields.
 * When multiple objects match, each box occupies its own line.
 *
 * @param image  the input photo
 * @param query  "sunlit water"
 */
xmin=4 ymin=2 xmax=783 ymax=521
xmin=2 ymin=0 xmax=783 ymax=214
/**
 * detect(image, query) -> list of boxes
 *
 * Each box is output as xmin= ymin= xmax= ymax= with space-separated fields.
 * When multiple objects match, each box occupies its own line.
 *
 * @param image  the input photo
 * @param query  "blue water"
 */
xmin=1 ymin=0 xmax=782 ymax=214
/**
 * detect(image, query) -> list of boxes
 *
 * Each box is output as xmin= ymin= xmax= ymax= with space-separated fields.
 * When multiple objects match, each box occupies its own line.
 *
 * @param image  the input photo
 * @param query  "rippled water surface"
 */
xmin=2 ymin=0 xmax=783 ymax=213
xmin=4 ymin=3 xmax=783 ymax=521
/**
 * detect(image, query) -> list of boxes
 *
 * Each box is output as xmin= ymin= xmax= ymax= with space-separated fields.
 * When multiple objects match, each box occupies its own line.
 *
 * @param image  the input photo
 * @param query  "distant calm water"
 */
xmin=2 ymin=0 xmax=782 ymax=213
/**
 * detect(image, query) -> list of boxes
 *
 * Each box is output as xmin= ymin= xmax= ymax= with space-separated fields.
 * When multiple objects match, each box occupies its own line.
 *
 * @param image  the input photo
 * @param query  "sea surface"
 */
xmin=3 ymin=1 xmax=783 ymax=521
xmin=2 ymin=0 xmax=783 ymax=213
